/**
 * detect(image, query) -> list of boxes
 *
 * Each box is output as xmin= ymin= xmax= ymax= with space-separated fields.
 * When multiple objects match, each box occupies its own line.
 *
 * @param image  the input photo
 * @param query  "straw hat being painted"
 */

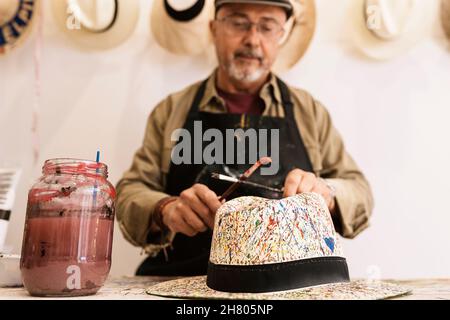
xmin=51 ymin=0 xmax=139 ymax=50
xmin=349 ymin=0 xmax=435 ymax=60
xmin=0 ymin=0 xmax=39 ymax=55
xmin=147 ymin=193 xmax=410 ymax=300
xmin=151 ymin=0 xmax=215 ymax=55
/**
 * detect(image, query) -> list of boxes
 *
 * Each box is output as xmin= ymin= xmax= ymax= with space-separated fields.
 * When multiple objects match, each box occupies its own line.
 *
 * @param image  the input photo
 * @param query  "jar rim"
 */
xmin=43 ymin=158 xmax=105 ymax=165
xmin=42 ymin=158 xmax=108 ymax=177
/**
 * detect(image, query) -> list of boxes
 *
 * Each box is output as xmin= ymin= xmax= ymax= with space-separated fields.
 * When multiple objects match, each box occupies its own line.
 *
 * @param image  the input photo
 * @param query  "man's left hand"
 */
xmin=283 ymin=168 xmax=336 ymax=214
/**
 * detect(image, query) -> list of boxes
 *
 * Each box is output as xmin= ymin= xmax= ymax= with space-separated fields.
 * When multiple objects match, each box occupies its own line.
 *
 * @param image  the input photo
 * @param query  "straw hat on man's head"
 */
xmin=51 ymin=0 xmax=139 ymax=50
xmin=215 ymin=0 xmax=294 ymax=18
xmin=0 ymin=0 xmax=39 ymax=55
xmin=349 ymin=0 xmax=435 ymax=60
xmin=151 ymin=0 xmax=215 ymax=55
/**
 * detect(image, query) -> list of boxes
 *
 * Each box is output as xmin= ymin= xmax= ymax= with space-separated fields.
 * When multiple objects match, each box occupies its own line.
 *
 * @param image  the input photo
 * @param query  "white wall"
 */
xmin=1 ymin=0 xmax=449 ymax=279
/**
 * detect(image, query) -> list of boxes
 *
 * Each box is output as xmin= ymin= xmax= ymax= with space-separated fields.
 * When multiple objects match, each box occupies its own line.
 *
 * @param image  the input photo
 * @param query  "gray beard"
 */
xmin=227 ymin=61 xmax=267 ymax=83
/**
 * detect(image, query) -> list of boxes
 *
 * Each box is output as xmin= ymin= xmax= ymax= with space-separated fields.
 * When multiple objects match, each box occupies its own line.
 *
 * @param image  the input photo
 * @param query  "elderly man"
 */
xmin=116 ymin=0 xmax=373 ymax=276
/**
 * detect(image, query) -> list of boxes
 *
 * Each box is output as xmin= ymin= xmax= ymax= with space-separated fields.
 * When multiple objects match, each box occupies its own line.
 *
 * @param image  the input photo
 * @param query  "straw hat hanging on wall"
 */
xmin=0 ymin=0 xmax=39 ymax=55
xmin=151 ymin=0 xmax=215 ymax=55
xmin=349 ymin=0 xmax=435 ymax=60
xmin=151 ymin=0 xmax=315 ymax=69
xmin=51 ymin=0 xmax=139 ymax=50
xmin=273 ymin=0 xmax=316 ymax=73
xmin=442 ymin=0 xmax=450 ymax=42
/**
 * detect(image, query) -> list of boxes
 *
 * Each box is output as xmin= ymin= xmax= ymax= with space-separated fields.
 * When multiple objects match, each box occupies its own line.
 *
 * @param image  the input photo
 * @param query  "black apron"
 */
xmin=136 ymin=77 xmax=313 ymax=276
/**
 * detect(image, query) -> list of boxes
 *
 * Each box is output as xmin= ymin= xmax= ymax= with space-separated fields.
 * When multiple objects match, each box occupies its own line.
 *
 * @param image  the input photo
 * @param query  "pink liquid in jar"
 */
xmin=20 ymin=159 xmax=115 ymax=297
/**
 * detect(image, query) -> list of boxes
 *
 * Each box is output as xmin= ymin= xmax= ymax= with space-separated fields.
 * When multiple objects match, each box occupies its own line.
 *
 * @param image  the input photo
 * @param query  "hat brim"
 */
xmin=273 ymin=0 xmax=316 ymax=73
xmin=349 ymin=0 xmax=437 ymax=60
xmin=146 ymin=276 xmax=411 ymax=300
xmin=442 ymin=0 xmax=450 ymax=41
xmin=51 ymin=0 xmax=139 ymax=50
xmin=151 ymin=0 xmax=214 ymax=55
xmin=215 ymin=0 xmax=293 ymax=17
xmin=0 ymin=0 xmax=40 ymax=55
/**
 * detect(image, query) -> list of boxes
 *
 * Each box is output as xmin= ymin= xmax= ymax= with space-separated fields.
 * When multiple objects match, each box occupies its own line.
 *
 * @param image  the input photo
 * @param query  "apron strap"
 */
xmin=276 ymin=77 xmax=295 ymax=119
xmin=187 ymin=78 xmax=208 ymax=117
xmin=276 ymin=77 xmax=314 ymax=173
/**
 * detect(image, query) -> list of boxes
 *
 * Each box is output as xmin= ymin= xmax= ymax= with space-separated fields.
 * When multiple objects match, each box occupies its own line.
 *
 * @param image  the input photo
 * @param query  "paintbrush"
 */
xmin=211 ymin=173 xmax=283 ymax=193
xmin=218 ymin=157 xmax=272 ymax=201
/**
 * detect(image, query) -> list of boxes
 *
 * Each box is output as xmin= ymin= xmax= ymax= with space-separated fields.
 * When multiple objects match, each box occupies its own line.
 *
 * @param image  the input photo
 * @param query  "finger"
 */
xmin=193 ymin=184 xmax=222 ymax=214
xmin=283 ymin=169 xmax=303 ymax=197
xmin=176 ymin=221 xmax=198 ymax=237
xmin=311 ymin=182 xmax=334 ymax=207
xmin=179 ymin=203 xmax=208 ymax=233
xmin=298 ymin=173 xmax=317 ymax=193
xmin=180 ymin=189 xmax=214 ymax=228
xmin=165 ymin=208 xmax=197 ymax=237
xmin=311 ymin=183 xmax=327 ymax=199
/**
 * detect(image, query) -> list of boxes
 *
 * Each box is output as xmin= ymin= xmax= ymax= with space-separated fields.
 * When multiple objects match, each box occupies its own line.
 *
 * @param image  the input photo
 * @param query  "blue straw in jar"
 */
xmin=92 ymin=150 xmax=100 ymax=208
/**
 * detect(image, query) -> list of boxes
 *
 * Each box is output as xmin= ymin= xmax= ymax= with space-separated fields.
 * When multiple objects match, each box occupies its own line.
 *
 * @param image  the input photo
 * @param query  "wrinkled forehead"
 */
xmin=216 ymin=3 xmax=287 ymax=22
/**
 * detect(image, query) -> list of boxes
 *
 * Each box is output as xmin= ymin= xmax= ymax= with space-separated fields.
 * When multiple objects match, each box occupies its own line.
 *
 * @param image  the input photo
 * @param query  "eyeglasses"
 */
xmin=216 ymin=15 xmax=285 ymax=41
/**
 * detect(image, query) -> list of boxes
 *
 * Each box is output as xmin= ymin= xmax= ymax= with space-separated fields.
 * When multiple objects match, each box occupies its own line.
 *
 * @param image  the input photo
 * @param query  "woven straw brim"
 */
xmin=147 ymin=276 xmax=411 ymax=300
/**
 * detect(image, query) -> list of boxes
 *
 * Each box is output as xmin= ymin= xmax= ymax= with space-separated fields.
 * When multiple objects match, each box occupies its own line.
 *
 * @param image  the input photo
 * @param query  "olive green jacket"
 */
xmin=116 ymin=70 xmax=374 ymax=255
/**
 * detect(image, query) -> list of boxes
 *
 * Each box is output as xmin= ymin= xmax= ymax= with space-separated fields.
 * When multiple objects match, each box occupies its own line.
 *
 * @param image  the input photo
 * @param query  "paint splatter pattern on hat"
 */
xmin=210 ymin=193 xmax=343 ymax=265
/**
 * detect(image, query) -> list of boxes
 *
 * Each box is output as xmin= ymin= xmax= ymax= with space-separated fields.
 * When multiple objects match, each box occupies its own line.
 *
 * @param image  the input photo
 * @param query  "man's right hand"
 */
xmin=161 ymin=184 xmax=223 ymax=237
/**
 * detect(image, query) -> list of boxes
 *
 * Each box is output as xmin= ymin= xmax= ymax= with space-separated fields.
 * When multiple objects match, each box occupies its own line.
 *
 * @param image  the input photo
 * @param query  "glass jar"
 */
xmin=20 ymin=158 xmax=115 ymax=297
